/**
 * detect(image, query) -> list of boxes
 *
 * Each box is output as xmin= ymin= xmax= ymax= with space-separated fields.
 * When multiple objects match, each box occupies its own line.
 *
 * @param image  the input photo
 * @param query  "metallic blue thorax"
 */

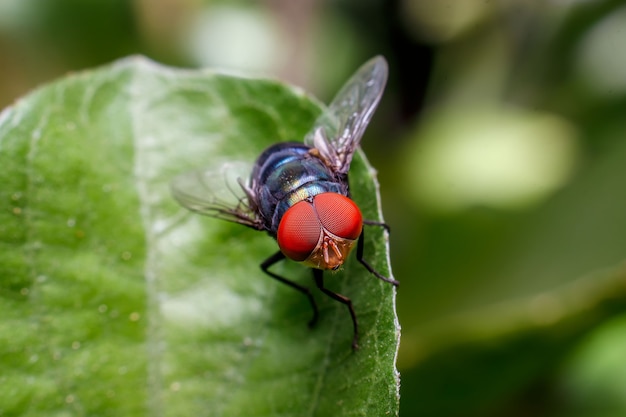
xmin=252 ymin=142 xmax=347 ymax=234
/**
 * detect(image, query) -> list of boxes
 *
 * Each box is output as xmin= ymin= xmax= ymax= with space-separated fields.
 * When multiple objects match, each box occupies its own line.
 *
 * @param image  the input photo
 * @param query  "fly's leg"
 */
xmin=313 ymin=269 xmax=359 ymax=350
xmin=363 ymin=219 xmax=390 ymax=233
xmin=261 ymin=251 xmax=319 ymax=327
xmin=357 ymin=224 xmax=400 ymax=286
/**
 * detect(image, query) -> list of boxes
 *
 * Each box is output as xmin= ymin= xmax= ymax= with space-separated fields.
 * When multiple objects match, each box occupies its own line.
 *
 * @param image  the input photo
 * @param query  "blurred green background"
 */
xmin=2 ymin=0 xmax=625 ymax=416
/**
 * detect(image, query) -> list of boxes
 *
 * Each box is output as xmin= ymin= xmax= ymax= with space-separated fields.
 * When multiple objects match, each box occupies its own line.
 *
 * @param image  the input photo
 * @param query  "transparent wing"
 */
xmin=304 ymin=55 xmax=388 ymax=174
xmin=170 ymin=161 xmax=264 ymax=230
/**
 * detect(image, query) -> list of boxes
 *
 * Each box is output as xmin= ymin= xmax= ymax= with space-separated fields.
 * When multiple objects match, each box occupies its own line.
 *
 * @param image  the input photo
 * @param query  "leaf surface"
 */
xmin=0 ymin=57 xmax=400 ymax=417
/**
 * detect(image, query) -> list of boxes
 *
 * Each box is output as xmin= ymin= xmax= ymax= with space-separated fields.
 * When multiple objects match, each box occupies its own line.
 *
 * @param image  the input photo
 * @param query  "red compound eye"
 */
xmin=277 ymin=201 xmax=322 ymax=261
xmin=313 ymin=193 xmax=362 ymax=240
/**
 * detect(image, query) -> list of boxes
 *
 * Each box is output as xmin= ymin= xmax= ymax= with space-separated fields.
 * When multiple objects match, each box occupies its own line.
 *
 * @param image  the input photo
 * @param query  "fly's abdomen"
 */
xmin=252 ymin=143 xmax=346 ymax=234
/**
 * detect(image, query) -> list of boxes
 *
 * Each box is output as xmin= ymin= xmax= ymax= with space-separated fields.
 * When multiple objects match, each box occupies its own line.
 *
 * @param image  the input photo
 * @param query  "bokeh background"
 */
xmin=2 ymin=0 xmax=625 ymax=416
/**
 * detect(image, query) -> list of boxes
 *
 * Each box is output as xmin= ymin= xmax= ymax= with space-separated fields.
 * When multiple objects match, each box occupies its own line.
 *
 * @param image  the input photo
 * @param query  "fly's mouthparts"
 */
xmin=322 ymin=234 xmax=344 ymax=265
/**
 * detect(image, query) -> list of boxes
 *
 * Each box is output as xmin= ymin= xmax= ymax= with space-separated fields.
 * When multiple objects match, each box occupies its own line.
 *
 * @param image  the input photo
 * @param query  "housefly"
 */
xmin=171 ymin=56 xmax=398 ymax=349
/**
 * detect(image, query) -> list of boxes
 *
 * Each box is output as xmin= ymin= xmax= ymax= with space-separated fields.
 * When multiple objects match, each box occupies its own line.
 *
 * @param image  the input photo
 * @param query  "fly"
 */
xmin=171 ymin=56 xmax=399 ymax=349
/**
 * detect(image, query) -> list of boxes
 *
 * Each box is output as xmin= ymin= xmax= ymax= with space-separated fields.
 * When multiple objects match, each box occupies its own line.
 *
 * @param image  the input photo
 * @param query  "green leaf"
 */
xmin=0 ymin=57 xmax=400 ymax=416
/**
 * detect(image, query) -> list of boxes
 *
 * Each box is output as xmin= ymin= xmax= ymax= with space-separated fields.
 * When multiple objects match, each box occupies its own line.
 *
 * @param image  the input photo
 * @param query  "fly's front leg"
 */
xmin=261 ymin=251 xmax=319 ymax=327
xmin=312 ymin=269 xmax=359 ymax=350
xmin=358 ymin=222 xmax=400 ymax=286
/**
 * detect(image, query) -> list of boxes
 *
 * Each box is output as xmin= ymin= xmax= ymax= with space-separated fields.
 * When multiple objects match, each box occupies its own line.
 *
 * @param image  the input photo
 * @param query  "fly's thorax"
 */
xmin=277 ymin=192 xmax=363 ymax=270
xmin=251 ymin=142 xmax=347 ymax=234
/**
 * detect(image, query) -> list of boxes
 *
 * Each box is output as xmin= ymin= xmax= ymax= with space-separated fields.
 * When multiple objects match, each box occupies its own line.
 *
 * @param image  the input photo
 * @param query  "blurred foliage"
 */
xmin=1 ymin=0 xmax=626 ymax=416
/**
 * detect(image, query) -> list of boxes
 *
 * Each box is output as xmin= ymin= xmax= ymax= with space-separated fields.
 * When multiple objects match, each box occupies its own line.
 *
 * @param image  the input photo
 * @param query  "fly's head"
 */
xmin=277 ymin=192 xmax=363 ymax=270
